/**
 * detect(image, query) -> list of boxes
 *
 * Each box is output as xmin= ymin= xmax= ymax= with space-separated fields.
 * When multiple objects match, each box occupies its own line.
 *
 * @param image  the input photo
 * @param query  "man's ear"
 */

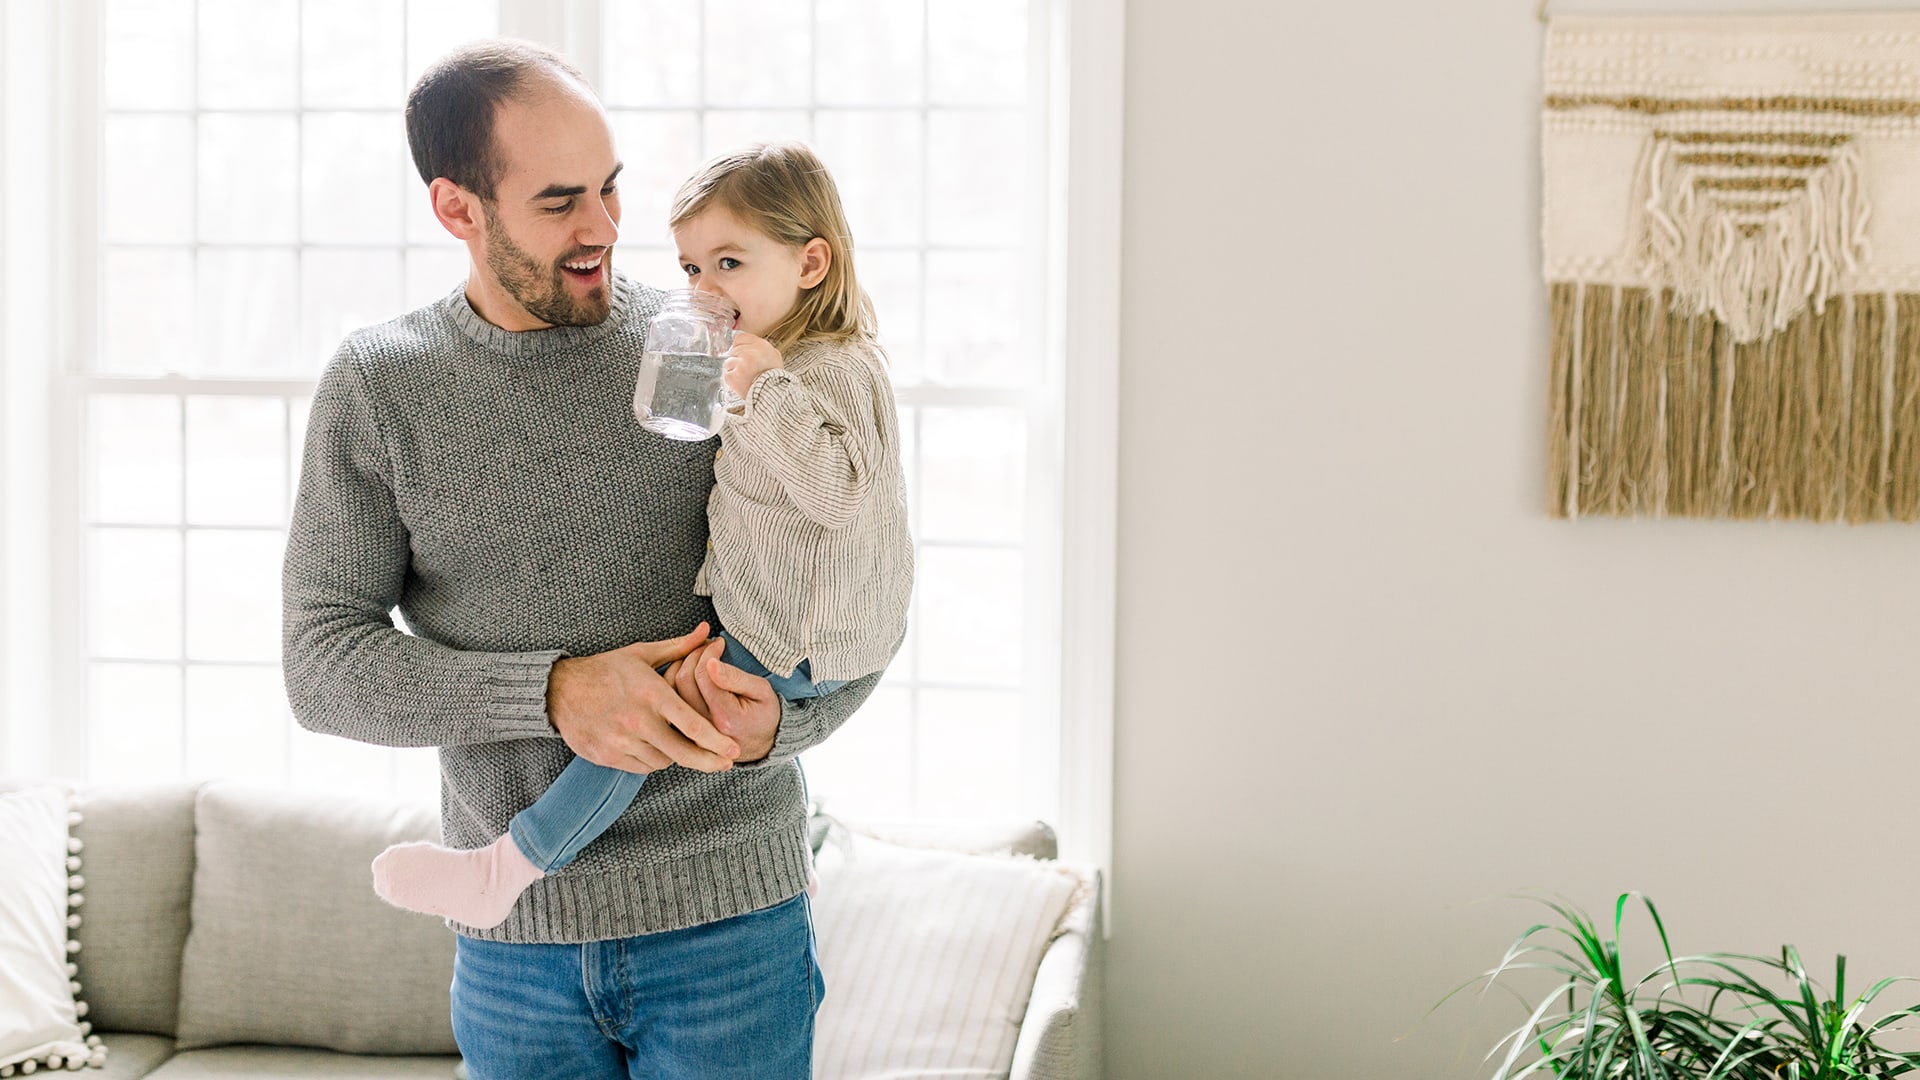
xmin=430 ymin=178 xmax=485 ymax=241
xmin=798 ymin=237 xmax=831 ymax=289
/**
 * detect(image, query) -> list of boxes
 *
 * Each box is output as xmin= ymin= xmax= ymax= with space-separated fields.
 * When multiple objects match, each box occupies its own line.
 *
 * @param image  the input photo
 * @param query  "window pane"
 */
xmin=185 ymin=529 xmax=283 ymax=662
xmin=799 ymin=686 xmax=912 ymax=818
xmin=200 ymin=114 xmax=300 ymax=244
xmin=915 ymin=547 xmax=1022 ymax=685
xmin=603 ymin=0 xmax=701 ymax=107
xmin=199 ymin=0 xmax=299 ymax=110
xmin=915 ymin=689 xmax=1024 ymax=817
xmin=404 ymin=179 xmax=457 ymax=247
xmin=303 ymin=113 xmax=405 ymax=245
xmin=197 ymin=248 xmax=301 ymax=375
xmin=623 ymin=248 xmax=684 ymax=291
xmin=607 ymin=111 xmax=704 ymax=239
xmin=816 ymin=0 xmax=923 ymax=106
xmin=104 ymin=115 xmax=194 ymax=245
xmin=919 ymin=408 xmax=1024 ymax=543
xmin=704 ymin=0 xmax=811 ymax=107
xmin=928 ymin=111 xmax=1024 ymax=247
xmin=861 ymin=251 xmax=923 ymax=384
xmin=89 ymin=396 xmax=182 ymax=525
xmin=928 ymin=0 xmax=1027 ymax=106
xmin=102 ymin=248 xmax=196 ymax=375
xmin=89 ymin=528 xmax=182 ymax=660
xmin=185 ymin=665 xmax=290 ymax=780
xmin=303 ymin=0 xmax=404 ymax=108
xmin=815 ymin=111 xmax=923 ymax=247
xmin=288 ymin=396 xmax=312 ymax=514
xmin=89 ymin=663 xmax=183 ymax=784
xmin=186 ymin=397 xmax=286 ymax=526
xmin=897 ymin=405 xmax=921 ymax=544
xmin=104 ymin=0 xmax=194 ymax=110
xmin=303 ymin=249 xmax=405 ymax=370
xmin=289 ymin=723 xmax=422 ymax=801
xmin=406 ymin=0 xmax=499 ymax=89
xmin=702 ymin=111 xmax=812 ymax=157
xmin=405 ymin=247 xmax=468 ymax=311
xmin=924 ymin=251 xmax=1027 ymax=385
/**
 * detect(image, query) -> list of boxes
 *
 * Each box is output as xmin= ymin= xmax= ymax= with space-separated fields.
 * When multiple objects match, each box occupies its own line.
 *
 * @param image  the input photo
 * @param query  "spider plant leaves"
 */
xmin=1450 ymin=893 xmax=1920 ymax=1080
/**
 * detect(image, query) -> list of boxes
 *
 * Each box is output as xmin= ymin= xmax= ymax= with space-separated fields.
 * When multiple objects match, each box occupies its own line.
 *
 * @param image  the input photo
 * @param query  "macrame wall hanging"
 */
xmin=1542 ymin=14 xmax=1920 ymax=521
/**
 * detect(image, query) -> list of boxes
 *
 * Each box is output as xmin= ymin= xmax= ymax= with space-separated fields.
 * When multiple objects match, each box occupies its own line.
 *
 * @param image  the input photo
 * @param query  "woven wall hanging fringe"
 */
xmin=1542 ymin=15 xmax=1920 ymax=521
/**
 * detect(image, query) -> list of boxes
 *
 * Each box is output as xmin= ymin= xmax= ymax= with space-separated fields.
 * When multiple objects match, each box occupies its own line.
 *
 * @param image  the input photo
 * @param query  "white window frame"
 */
xmin=4 ymin=0 xmax=1120 ymax=883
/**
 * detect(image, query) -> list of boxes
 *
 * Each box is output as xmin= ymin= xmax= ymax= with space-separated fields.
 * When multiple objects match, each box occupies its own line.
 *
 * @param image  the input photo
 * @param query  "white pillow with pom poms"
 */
xmin=0 ymin=787 xmax=106 ymax=1075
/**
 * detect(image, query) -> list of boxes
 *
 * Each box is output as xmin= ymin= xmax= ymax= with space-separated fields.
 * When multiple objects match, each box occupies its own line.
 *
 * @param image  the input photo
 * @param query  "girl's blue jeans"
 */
xmin=509 ymin=631 xmax=846 ymax=873
xmin=450 ymin=892 xmax=823 ymax=1079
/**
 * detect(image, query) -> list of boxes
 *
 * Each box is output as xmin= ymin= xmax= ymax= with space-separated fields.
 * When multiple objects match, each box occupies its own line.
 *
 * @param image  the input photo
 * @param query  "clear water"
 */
xmin=633 ymin=351 xmax=727 ymax=440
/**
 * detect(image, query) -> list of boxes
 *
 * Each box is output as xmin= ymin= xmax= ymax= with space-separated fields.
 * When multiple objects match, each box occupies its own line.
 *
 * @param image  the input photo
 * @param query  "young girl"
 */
xmin=370 ymin=142 xmax=913 ymax=929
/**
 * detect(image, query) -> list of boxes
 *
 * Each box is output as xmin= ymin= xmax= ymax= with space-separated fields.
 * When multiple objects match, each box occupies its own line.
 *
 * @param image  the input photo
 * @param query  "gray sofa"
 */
xmin=10 ymin=780 xmax=1101 ymax=1080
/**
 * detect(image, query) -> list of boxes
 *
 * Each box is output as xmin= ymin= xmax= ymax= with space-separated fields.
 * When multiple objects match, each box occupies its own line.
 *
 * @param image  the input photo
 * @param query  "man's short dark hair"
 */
xmin=404 ymin=39 xmax=588 ymax=203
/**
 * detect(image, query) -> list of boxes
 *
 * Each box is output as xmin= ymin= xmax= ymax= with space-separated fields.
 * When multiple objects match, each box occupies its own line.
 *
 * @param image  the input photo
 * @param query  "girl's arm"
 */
xmin=722 ymin=347 xmax=889 ymax=531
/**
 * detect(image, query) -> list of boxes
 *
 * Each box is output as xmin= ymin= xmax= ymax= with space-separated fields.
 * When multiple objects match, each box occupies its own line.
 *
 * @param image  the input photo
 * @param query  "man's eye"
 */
xmin=719 ymin=257 xmax=741 ymax=271
xmin=602 ymin=185 xmax=619 ymax=198
xmin=543 ymin=200 xmax=573 ymax=214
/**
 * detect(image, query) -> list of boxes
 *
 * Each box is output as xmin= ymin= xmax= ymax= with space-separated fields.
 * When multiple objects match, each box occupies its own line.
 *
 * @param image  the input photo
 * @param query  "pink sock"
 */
xmin=370 ymin=833 xmax=545 ymax=930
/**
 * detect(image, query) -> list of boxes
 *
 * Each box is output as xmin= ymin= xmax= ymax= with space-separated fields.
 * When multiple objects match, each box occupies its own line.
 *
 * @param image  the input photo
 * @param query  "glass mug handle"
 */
xmin=717 ymin=328 xmax=744 ymax=410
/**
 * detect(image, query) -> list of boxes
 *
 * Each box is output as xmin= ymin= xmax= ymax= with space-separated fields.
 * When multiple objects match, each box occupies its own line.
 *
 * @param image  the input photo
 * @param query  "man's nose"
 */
xmin=578 ymin=198 xmax=619 ymax=248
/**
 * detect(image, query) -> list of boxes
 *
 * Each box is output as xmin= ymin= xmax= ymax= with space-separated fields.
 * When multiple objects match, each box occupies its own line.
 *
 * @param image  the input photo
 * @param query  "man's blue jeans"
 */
xmin=450 ymin=892 xmax=824 ymax=1079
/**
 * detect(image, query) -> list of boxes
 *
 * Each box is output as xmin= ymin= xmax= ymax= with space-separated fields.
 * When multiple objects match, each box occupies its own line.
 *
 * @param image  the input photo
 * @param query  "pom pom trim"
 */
xmin=1 ymin=799 xmax=106 ymax=1075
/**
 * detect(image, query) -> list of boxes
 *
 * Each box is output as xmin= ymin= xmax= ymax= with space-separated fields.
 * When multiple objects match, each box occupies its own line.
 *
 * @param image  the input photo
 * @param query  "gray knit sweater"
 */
xmin=281 ymin=272 xmax=879 ymax=944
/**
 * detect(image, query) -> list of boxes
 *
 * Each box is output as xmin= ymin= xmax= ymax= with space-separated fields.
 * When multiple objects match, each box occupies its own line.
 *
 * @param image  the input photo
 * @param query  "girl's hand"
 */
xmin=724 ymin=332 xmax=784 ymax=399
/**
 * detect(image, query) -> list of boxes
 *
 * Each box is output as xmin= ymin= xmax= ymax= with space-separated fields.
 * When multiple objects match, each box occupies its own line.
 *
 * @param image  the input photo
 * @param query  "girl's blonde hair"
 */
xmin=669 ymin=141 xmax=878 ymax=354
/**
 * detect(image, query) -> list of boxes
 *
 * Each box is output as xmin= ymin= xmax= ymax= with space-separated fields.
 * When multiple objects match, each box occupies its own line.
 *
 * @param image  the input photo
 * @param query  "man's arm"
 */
xmin=283 ymin=344 xmax=744 ymax=774
xmin=281 ymin=344 xmax=563 ymax=748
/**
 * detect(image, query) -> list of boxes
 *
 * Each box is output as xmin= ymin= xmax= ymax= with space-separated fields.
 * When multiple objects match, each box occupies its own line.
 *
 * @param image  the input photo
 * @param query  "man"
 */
xmin=281 ymin=39 xmax=880 ymax=1078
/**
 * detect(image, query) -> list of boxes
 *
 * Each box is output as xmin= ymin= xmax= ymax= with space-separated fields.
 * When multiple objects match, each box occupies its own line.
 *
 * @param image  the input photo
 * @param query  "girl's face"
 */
xmin=671 ymin=206 xmax=828 ymax=338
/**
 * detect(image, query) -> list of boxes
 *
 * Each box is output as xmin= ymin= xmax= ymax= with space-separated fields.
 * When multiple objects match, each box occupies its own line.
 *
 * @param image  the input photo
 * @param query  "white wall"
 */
xmin=1109 ymin=0 xmax=1920 ymax=1075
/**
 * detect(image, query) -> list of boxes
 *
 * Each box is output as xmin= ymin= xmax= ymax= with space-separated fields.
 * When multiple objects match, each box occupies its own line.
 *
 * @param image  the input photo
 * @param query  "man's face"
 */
xmin=470 ymin=86 xmax=623 ymax=330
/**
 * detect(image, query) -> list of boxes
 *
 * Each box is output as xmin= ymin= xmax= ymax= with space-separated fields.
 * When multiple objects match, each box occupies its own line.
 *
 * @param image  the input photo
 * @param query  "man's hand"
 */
xmin=546 ymin=624 xmax=742 ymax=774
xmin=723 ymin=332 xmax=784 ymax=400
xmin=662 ymin=638 xmax=781 ymax=763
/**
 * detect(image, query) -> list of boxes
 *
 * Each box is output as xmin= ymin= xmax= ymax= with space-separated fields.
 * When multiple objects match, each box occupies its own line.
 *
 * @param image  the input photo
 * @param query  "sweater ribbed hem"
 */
xmin=457 ymin=816 xmax=813 ymax=943
xmin=485 ymin=651 xmax=564 ymax=738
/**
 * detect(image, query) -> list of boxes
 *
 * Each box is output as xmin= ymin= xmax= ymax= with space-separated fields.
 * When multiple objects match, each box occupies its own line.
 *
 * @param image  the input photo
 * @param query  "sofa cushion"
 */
xmin=94 ymin=1034 xmax=177 ymax=1080
xmin=72 ymin=783 xmax=199 ymax=1037
xmin=811 ymin=830 xmax=1089 ymax=1079
xmin=144 ymin=1046 xmax=461 ymax=1079
xmin=174 ymin=782 xmax=458 ymax=1055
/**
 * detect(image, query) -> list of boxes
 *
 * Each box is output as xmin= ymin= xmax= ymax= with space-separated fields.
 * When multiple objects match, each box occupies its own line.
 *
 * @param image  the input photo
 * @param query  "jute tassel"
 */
xmin=1808 ymin=299 xmax=1849 ymax=522
xmin=1547 ymin=285 xmax=1920 ymax=522
xmin=1577 ymin=285 xmax=1622 ymax=514
xmin=1547 ymin=282 xmax=1577 ymax=516
xmin=1890 ymin=295 xmax=1920 ymax=521
xmin=1618 ymin=288 xmax=1664 ymax=513
xmin=1845 ymin=295 xmax=1888 ymax=521
xmin=1728 ymin=327 xmax=1782 ymax=519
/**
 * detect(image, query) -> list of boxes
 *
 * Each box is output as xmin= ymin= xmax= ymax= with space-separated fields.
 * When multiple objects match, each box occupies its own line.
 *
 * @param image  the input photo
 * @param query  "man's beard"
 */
xmin=483 ymin=212 xmax=612 ymax=328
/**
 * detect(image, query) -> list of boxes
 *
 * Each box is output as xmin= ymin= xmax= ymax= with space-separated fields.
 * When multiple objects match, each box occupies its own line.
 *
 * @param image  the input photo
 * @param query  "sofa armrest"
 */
xmin=1010 ymin=867 xmax=1104 ymax=1080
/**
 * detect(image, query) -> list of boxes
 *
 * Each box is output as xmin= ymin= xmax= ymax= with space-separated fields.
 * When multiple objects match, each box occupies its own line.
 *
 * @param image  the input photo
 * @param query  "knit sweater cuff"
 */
xmin=486 ymin=651 xmax=566 ymax=737
xmin=736 ymin=696 xmax=815 ymax=769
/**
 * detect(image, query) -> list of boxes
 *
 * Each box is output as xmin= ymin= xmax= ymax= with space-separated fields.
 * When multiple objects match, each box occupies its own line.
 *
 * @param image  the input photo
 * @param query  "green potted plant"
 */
xmin=1441 ymin=891 xmax=1920 ymax=1079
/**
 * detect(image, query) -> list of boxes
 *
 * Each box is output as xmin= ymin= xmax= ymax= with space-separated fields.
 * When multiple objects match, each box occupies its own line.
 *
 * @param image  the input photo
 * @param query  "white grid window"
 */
xmin=51 ymin=0 xmax=1081 ymax=830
